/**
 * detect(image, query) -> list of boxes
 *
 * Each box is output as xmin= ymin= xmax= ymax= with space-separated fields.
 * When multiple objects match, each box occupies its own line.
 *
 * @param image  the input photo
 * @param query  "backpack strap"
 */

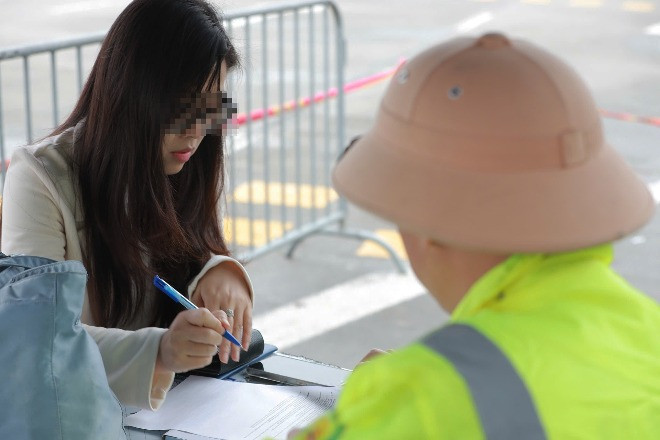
xmin=422 ymin=323 xmax=547 ymax=440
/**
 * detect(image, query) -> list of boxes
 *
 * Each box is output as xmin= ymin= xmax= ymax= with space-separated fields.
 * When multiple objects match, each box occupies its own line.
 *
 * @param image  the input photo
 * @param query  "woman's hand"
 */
xmin=156 ymin=308 xmax=230 ymax=373
xmin=191 ymin=261 xmax=253 ymax=364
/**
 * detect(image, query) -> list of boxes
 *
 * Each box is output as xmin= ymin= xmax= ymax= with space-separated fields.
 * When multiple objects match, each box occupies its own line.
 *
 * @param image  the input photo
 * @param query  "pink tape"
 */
xmin=234 ymin=60 xmax=405 ymax=126
xmin=233 ymin=59 xmax=660 ymax=129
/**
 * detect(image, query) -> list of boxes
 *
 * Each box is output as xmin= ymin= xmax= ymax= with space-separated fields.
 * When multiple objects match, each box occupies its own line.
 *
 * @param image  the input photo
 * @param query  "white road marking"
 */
xmin=49 ymin=0 xmax=128 ymax=16
xmin=630 ymin=235 xmax=647 ymax=245
xmin=646 ymin=22 xmax=660 ymax=35
xmin=455 ymin=12 xmax=494 ymax=33
xmin=253 ymin=270 xmax=425 ymax=349
xmin=649 ymin=180 xmax=660 ymax=204
xmin=227 ymin=5 xmax=324 ymax=29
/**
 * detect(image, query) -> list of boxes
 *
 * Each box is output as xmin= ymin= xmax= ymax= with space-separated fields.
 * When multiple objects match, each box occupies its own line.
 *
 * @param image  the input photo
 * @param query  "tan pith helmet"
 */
xmin=332 ymin=33 xmax=654 ymax=253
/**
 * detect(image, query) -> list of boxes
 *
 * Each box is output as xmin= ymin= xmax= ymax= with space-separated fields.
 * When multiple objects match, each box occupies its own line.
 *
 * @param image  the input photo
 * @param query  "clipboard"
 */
xmin=216 ymin=343 xmax=278 ymax=380
xmin=176 ymin=329 xmax=278 ymax=381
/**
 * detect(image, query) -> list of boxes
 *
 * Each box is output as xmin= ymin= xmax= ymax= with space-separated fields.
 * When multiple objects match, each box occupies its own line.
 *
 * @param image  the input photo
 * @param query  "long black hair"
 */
xmin=52 ymin=0 xmax=239 ymax=328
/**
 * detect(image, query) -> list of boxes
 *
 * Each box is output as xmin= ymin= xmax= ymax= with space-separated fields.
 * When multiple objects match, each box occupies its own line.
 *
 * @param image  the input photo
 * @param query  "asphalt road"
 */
xmin=1 ymin=0 xmax=659 ymax=368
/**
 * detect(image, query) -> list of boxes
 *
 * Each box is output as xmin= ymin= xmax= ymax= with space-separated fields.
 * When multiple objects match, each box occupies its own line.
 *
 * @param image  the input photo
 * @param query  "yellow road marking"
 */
xmin=224 ymin=219 xmax=406 ymax=262
xmin=356 ymin=229 xmax=408 ymax=261
xmin=622 ymin=1 xmax=654 ymax=12
xmin=224 ymin=217 xmax=293 ymax=247
xmin=569 ymin=0 xmax=602 ymax=8
xmin=465 ymin=0 xmax=655 ymax=10
xmin=231 ymin=180 xmax=339 ymax=209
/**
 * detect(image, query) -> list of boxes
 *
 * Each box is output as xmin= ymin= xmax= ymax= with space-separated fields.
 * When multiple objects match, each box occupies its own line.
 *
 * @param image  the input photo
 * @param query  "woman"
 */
xmin=2 ymin=0 xmax=253 ymax=410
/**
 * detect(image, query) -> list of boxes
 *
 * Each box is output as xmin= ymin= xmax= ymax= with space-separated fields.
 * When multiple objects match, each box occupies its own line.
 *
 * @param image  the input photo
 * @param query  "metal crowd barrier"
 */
xmin=0 ymin=0 xmax=405 ymax=271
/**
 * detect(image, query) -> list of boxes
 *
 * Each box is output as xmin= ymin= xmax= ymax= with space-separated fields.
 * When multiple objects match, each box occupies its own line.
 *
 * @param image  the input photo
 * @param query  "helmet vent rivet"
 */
xmin=448 ymin=86 xmax=463 ymax=100
xmin=397 ymin=68 xmax=410 ymax=84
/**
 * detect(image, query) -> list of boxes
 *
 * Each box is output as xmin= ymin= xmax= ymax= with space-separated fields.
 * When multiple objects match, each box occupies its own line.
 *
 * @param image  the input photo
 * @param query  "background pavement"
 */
xmin=1 ymin=0 xmax=659 ymax=369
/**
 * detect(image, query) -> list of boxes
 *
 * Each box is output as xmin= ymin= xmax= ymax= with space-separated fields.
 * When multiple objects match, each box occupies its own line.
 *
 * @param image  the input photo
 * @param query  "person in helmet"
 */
xmin=290 ymin=33 xmax=660 ymax=439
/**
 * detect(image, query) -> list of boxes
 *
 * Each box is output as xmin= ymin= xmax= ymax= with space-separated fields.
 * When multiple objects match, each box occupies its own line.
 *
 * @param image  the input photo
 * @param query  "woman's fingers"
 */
xmin=210 ymin=309 xmax=231 ymax=330
xmin=215 ymin=302 xmax=250 ymax=364
xmin=242 ymin=306 xmax=253 ymax=350
xmin=218 ymin=338 xmax=230 ymax=364
xmin=215 ymin=302 xmax=234 ymax=363
xmin=158 ymin=309 xmax=227 ymax=373
xmin=183 ymin=326 xmax=224 ymax=347
xmin=190 ymin=261 xmax=255 ymax=364
xmin=177 ymin=340 xmax=221 ymax=358
xmin=185 ymin=308 xmax=225 ymax=334
xmin=217 ymin=321 xmax=232 ymax=364
xmin=225 ymin=302 xmax=243 ymax=362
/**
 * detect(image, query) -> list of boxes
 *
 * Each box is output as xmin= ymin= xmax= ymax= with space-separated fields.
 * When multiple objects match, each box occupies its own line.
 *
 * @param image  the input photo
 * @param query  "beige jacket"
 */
xmin=1 ymin=125 xmax=253 ymax=410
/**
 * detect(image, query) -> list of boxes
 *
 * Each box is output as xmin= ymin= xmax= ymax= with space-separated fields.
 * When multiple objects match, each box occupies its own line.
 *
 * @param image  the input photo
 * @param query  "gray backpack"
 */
xmin=0 ymin=254 xmax=126 ymax=440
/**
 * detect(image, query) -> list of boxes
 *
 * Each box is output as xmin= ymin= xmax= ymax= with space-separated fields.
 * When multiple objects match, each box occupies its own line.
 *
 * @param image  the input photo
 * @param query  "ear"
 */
xmin=423 ymin=239 xmax=450 ymax=262
xmin=398 ymin=229 xmax=427 ymax=264
xmin=398 ymin=233 xmax=457 ymax=309
xmin=426 ymin=239 xmax=445 ymax=250
xmin=399 ymin=230 xmax=445 ymax=278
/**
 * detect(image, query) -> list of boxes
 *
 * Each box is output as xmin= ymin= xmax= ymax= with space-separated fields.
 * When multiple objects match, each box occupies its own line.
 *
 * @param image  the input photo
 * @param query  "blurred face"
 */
xmin=399 ymin=229 xmax=451 ymax=305
xmin=399 ymin=228 xmax=509 ymax=312
xmin=399 ymin=229 xmax=474 ymax=312
xmin=161 ymin=61 xmax=232 ymax=175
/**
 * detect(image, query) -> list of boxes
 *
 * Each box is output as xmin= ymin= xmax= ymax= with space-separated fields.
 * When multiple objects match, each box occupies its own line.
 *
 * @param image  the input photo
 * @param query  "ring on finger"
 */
xmin=224 ymin=308 xmax=234 ymax=318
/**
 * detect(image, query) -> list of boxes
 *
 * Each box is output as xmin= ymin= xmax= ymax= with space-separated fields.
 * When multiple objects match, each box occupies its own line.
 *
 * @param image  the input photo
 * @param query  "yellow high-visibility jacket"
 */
xmin=295 ymin=244 xmax=660 ymax=439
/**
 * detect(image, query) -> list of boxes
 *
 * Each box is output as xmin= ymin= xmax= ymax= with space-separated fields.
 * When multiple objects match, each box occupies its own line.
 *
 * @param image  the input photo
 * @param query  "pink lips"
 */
xmin=171 ymin=149 xmax=193 ymax=163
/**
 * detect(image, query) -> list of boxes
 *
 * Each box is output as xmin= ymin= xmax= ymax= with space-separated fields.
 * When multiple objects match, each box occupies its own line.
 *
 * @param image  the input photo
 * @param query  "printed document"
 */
xmin=124 ymin=376 xmax=339 ymax=439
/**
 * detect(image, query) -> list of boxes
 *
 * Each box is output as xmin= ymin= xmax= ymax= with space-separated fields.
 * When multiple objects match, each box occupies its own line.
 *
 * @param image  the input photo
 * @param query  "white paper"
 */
xmin=124 ymin=376 xmax=339 ymax=440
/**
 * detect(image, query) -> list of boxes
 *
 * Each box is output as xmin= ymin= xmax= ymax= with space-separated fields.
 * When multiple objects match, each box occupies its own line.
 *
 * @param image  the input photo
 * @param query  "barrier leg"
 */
xmin=285 ymin=226 xmax=407 ymax=274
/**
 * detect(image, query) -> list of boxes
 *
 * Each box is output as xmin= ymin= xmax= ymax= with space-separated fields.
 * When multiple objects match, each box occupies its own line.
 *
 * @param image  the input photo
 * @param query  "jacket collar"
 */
xmin=451 ymin=244 xmax=614 ymax=320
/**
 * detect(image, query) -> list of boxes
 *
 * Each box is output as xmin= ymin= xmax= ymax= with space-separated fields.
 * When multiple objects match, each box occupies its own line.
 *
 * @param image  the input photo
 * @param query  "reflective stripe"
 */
xmin=422 ymin=324 xmax=546 ymax=440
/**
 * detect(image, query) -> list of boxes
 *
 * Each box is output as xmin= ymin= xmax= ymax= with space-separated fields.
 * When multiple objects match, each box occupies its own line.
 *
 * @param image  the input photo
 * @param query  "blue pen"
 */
xmin=153 ymin=275 xmax=243 ymax=349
